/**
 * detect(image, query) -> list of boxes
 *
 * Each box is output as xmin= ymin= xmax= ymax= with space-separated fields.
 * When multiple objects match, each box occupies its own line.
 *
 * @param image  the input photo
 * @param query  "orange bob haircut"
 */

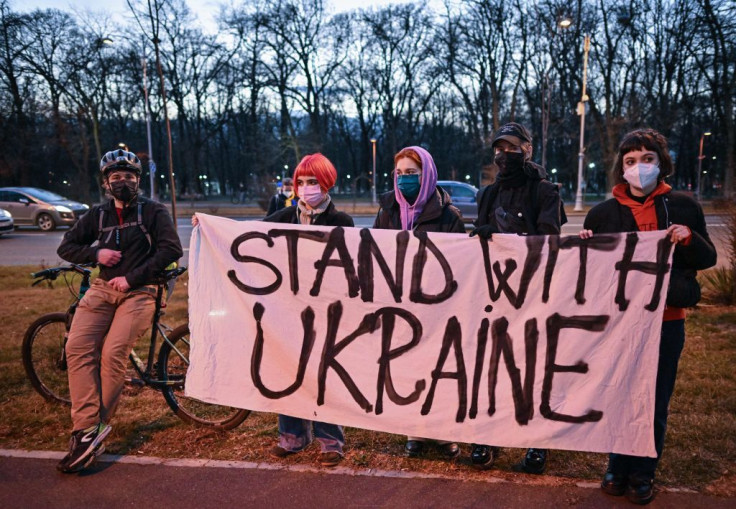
xmin=393 ymin=148 xmax=423 ymax=169
xmin=292 ymin=153 xmax=337 ymax=194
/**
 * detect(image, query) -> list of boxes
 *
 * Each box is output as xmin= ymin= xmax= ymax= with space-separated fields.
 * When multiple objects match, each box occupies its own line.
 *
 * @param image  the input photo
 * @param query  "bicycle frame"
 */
xmin=32 ymin=263 xmax=187 ymax=391
xmin=126 ymin=283 xmax=186 ymax=390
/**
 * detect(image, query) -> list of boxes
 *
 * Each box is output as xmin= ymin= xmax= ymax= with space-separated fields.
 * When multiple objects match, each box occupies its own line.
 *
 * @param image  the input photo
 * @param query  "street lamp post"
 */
xmin=141 ymin=57 xmax=157 ymax=201
xmin=370 ymin=138 xmax=377 ymax=206
xmin=697 ymin=132 xmax=712 ymax=201
xmin=574 ymin=34 xmax=591 ymax=212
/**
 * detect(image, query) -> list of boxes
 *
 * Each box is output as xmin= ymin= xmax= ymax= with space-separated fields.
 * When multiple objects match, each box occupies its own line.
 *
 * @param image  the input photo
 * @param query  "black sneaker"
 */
xmin=520 ymin=448 xmax=547 ymax=474
xmin=77 ymin=443 xmax=106 ymax=471
xmin=57 ymin=423 xmax=112 ymax=473
xmin=470 ymin=444 xmax=498 ymax=470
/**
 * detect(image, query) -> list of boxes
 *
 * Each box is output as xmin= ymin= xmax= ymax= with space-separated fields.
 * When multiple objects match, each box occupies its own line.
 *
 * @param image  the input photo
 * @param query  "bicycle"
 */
xmin=21 ymin=263 xmax=250 ymax=430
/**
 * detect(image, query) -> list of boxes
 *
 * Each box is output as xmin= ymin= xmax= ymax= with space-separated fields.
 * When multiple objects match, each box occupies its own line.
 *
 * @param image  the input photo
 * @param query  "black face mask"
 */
xmin=494 ymin=151 xmax=525 ymax=175
xmin=109 ymin=180 xmax=138 ymax=203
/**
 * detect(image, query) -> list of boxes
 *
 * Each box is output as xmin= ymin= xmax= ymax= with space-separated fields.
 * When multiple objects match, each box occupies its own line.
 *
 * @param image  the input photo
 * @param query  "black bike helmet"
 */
xmin=100 ymin=149 xmax=142 ymax=177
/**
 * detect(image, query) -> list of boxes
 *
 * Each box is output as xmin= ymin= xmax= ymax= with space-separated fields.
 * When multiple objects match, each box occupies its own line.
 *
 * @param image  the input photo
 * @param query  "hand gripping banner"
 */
xmin=186 ymin=214 xmax=674 ymax=457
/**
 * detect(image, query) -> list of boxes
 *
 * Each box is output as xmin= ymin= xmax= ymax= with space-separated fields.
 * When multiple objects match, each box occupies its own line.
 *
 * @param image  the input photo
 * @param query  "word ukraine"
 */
xmin=187 ymin=214 xmax=674 ymax=457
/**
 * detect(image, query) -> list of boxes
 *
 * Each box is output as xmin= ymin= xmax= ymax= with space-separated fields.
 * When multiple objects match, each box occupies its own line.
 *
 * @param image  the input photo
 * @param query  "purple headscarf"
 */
xmin=393 ymin=146 xmax=438 ymax=230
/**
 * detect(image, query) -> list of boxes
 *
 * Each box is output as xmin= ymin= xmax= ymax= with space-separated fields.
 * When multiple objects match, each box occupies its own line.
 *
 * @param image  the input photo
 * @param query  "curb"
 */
xmin=0 ymin=448 xmax=699 ymax=493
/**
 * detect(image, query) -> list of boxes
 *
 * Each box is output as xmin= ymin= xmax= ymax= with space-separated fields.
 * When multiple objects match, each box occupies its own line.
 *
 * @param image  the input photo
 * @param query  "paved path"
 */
xmin=1 ymin=450 xmax=732 ymax=508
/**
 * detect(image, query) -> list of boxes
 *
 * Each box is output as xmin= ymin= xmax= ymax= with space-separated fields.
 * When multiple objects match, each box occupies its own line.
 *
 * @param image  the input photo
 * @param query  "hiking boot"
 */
xmin=626 ymin=475 xmax=655 ymax=505
xmin=319 ymin=451 xmax=342 ymax=467
xmin=470 ymin=444 xmax=498 ymax=470
xmin=520 ymin=448 xmax=547 ymax=474
xmin=601 ymin=470 xmax=627 ymax=496
xmin=57 ymin=423 xmax=112 ymax=473
xmin=269 ymin=445 xmax=297 ymax=459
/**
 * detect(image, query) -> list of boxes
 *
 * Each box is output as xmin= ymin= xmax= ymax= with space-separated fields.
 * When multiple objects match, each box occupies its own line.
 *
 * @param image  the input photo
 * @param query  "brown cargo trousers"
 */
xmin=66 ymin=279 xmax=156 ymax=431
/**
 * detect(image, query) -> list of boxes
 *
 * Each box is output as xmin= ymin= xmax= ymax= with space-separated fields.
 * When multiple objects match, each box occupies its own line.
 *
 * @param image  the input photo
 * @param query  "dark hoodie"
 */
xmin=476 ymin=161 xmax=563 ymax=235
xmin=373 ymin=186 xmax=465 ymax=233
xmin=57 ymin=196 xmax=183 ymax=289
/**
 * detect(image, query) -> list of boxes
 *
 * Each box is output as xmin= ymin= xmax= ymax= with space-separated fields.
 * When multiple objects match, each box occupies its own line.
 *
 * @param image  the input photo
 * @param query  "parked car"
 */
xmin=437 ymin=180 xmax=479 ymax=224
xmin=0 ymin=207 xmax=13 ymax=236
xmin=0 ymin=187 xmax=89 ymax=231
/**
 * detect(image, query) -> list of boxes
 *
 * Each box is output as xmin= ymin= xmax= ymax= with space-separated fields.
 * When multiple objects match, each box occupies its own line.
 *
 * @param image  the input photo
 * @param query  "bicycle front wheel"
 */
xmin=22 ymin=312 xmax=71 ymax=405
xmin=158 ymin=324 xmax=250 ymax=430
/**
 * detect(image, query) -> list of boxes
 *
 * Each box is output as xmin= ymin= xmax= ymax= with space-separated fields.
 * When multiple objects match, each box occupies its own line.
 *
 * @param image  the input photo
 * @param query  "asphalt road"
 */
xmin=0 ymin=215 xmax=730 ymax=268
xmin=1 ymin=454 xmax=731 ymax=509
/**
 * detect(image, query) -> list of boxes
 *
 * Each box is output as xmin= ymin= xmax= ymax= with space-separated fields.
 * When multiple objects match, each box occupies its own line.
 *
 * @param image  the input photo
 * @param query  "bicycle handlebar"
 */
xmin=31 ymin=263 xmax=96 ymax=281
xmin=154 ymin=266 xmax=188 ymax=284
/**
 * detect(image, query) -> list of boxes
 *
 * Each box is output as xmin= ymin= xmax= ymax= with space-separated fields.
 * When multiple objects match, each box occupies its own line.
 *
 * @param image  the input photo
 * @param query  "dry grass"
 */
xmin=0 ymin=265 xmax=734 ymax=495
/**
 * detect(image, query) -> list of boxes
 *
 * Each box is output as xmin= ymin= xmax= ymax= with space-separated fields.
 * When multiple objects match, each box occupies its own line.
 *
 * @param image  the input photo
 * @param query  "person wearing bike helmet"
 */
xmin=55 ymin=147 xmax=183 ymax=473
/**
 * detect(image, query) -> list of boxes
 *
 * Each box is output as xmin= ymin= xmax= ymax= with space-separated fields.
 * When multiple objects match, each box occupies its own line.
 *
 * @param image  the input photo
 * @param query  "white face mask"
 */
xmin=623 ymin=163 xmax=660 ymax=195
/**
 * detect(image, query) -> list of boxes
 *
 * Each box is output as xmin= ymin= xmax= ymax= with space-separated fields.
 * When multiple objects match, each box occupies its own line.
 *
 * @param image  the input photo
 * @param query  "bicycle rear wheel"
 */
xmin=158 ymin=324 xmax=250 ymax=430
xmin=22 ymin=312 xmax=71 ymax=405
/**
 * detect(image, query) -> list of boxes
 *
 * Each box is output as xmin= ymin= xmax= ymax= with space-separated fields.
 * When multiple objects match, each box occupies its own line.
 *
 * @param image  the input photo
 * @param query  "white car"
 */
xmin=0 ymin=207 xmax=13 ymax=236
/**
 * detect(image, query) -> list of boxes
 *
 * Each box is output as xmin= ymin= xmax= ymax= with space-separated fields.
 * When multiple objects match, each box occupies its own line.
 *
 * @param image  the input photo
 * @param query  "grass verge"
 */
xmin=0 ymin=265 xmax=734 ymax=496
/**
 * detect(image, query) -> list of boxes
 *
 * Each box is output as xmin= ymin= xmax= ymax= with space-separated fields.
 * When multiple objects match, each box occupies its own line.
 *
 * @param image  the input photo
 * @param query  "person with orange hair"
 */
xmin=265 ymin=153 xmax=353 ymax=467
xmin=265 ymin=153 xmax=352 ymax=227
xmin=190 ymin=154 xmax=352 ymax=467
xmin=373 ymin=146 xmax=465 ymax=232
xmin=373 ymin=145 xmax=465 ymax=460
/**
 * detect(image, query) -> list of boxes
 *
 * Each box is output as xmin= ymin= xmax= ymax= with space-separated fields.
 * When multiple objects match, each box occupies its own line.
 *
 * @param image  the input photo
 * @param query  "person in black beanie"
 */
xmin=469 ymin=122 xmax=565 ymax=474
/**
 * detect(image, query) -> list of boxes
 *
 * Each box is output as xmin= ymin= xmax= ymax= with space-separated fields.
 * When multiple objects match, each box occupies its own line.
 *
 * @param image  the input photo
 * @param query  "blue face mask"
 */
xmin=397 ymin=174 xmax=421 ymax=201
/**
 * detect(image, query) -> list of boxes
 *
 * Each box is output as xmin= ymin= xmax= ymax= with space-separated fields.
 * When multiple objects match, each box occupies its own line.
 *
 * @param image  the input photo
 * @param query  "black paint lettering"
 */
xmin=317 ymin=301 xmax=374 ymax=412
xmin=357 ymin=229 xmax=410 ymax=303
xmin=479 ymin=236 xmax=518 ymax=302
xmin=555 ymin=235 xmax=621 ymax=304
xmin=478 ymin=236 xmax=543 ymax=308
xmin=469 ymin=318 xmax=490 ymax=419
xmin=541 ymin=313 xmax=608 ymax=423
xmin=228 ymin=232 xmax=282 ymax=295
xmin=614 ymin=233 xmax=672 ymax=311
xmin=310 ymin=227 xmax=360 ymax=298
xmin=420 ymin=317 xmax=467 ymax=422
xmin=409 ymin=231 xmax=458 ymax=304
xmin=513 ymin=236 xmax=544 ymax=308
xmin=542 ymin=236 xmax=559 ymax=303
xmin=374 ymin=307 xmax=425 ymax=415
xmin=250 ymin=303 xmax=315 ymax=398
xmin=486 ymin=317 xmax=538 ymax=425
xmin=268 ymin=229 xmax=327 ymax=294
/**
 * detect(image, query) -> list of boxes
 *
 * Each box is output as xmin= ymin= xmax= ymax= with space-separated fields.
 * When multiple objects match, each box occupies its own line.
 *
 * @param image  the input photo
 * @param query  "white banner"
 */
xmin=187 ymin=214 xmax=675 ymax=457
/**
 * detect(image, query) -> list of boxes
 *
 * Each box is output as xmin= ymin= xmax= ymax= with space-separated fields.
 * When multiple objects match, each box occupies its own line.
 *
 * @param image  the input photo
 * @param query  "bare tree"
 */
xmin=691 ymin=0 xmax=736 ymax=199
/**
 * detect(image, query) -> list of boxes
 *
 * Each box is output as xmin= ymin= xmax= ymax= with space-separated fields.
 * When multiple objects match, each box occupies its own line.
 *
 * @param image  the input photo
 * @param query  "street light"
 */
xmin=370 ymin=138 xmax=377 ymax=206
xmin=697 ymin=131 xmax=712 ymax=201
xmin=574 ymin=34 xmax=591 ymax=212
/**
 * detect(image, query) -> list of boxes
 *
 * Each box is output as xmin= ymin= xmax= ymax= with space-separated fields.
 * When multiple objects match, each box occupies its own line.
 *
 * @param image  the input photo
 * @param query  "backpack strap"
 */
xmin=137 ymin=201 xmax=152 ymax=249
xmin=95 ymin=201 xmax=152 ymax=251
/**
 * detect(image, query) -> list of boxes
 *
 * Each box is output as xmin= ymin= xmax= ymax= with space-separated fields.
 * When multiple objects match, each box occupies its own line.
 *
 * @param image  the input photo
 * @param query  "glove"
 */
xmin=469 ymin=224 xmax=497 ymax=239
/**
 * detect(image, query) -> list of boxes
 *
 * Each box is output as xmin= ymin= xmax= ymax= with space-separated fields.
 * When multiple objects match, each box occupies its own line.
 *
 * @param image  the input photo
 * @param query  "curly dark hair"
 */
xmin=611 ymin=128 xmax=674 ymax=185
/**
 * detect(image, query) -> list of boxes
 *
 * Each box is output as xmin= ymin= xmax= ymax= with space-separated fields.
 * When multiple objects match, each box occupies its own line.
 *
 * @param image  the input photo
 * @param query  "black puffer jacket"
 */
xmin=476 ymin=162 xmax=563 ymax=235
xmin=264 ymin=201 xmax=354 ymax=227
xmin=372 ymin=186 xmax=465 ymax=233
xmin=584 ymin=191 xmax=716 ymax=307
xmin=57 ymin=196 xmax=183 ymax=289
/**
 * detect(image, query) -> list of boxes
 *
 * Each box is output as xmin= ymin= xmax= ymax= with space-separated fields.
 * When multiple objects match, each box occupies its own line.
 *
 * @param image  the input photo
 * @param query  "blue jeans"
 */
xmin=607 ymin=319 xmax=686 ymax=479
xmin=278 ymin=414 xmax=344 ymax=454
